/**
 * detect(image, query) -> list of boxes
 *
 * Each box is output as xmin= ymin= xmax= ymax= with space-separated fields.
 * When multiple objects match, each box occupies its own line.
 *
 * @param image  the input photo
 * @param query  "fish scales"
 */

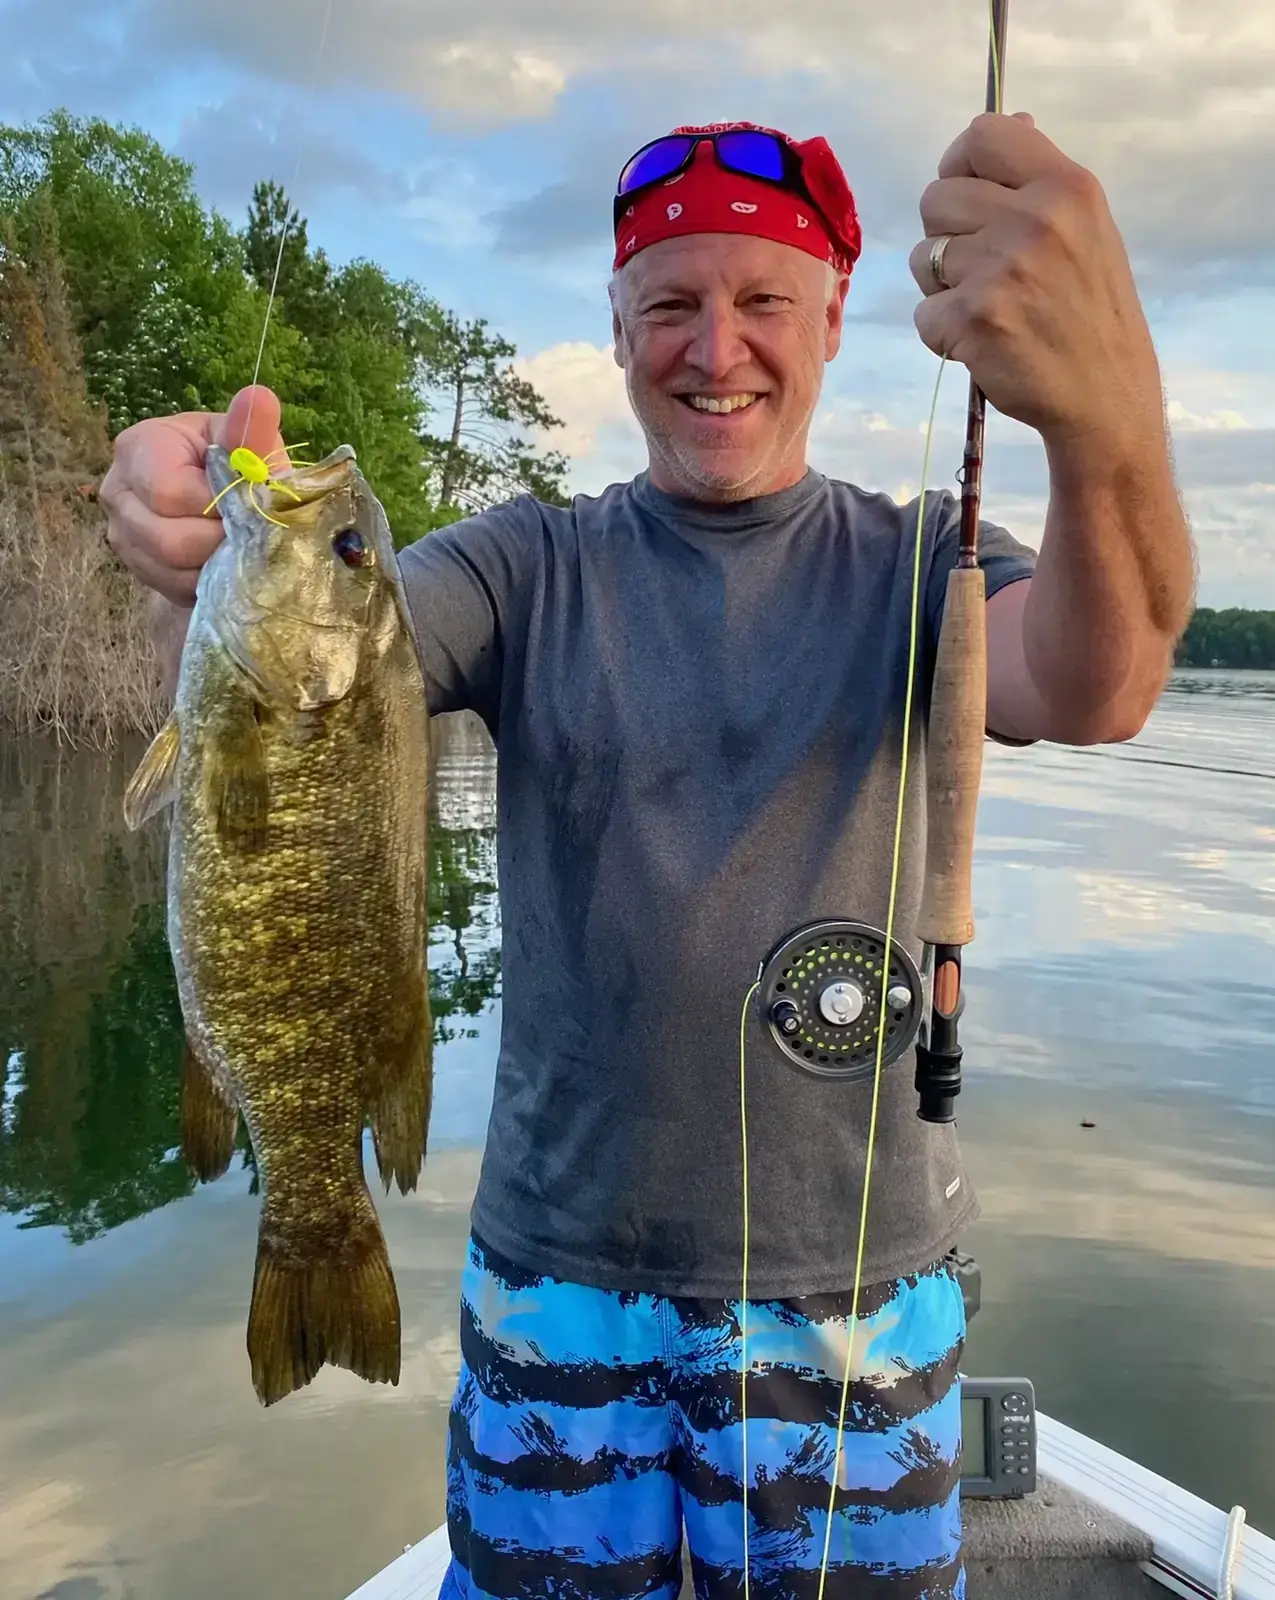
xmin=124 ymin=442 xmax=432 ymax=1406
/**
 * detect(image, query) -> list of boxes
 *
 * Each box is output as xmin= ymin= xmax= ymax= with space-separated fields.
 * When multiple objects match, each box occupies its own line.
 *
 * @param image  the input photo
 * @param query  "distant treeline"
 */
xmin=0 ymin=110 xmax=571 ymax=744
xmin=1175 ymin=609 xmax=1275 ymax=670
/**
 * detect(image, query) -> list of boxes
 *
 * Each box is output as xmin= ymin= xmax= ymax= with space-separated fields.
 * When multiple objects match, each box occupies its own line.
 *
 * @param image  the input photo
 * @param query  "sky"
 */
xmin=3 ymin=0 xmax=1273 ymax=604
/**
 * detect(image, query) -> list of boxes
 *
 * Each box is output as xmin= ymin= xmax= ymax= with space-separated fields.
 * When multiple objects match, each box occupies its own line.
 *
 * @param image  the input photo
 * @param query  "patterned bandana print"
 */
xmin=612 ymin=122 xmax=863 ymax=276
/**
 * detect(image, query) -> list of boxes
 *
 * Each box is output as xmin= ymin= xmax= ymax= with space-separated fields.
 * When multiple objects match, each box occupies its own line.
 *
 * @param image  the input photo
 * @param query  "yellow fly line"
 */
xmin=738 ymin=6 xmax=1006 ymax=1594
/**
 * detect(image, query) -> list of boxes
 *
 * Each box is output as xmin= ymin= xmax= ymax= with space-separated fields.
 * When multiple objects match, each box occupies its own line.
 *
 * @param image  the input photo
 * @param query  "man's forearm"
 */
xmin=148 ymin=593 xmax=193 ymax=703
xmin=1021 ymin=420 xmax=1196 ymax=743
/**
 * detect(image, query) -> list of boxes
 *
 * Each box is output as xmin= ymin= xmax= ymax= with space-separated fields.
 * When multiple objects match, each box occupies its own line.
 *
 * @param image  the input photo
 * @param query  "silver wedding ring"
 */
xmin=929 ymin=234 xmax=954 ymax=290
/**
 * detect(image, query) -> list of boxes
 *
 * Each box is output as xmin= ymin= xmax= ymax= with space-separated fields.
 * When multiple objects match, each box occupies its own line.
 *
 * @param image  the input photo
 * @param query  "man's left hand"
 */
xmin=911 ymin=113 xmax=1164 ymax=449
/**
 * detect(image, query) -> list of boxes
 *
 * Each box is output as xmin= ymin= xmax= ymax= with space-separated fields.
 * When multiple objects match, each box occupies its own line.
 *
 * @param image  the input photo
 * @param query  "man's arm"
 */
xmin=985 ymin=423 xmax=1195 ymax=746
xmin=907 ymin=111 xmax=1199 ymax=747
xmin=148 ymin=595 xmax=193 ymax=702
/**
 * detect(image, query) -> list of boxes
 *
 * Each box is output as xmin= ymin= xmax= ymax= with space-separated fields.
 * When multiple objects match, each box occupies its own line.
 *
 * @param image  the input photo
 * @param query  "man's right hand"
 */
xmin=101 ymin=385 xmax=287 ymax=607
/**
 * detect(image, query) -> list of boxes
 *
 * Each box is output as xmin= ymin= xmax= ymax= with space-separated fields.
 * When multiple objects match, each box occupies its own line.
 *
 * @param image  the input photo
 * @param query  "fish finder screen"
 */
xmin=961 ymin=1396 xmax=988 ymax=1476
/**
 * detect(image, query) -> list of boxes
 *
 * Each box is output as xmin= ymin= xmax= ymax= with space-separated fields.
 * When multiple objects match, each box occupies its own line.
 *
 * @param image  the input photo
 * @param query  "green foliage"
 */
xmin=242 ymin=180 xmax=338 ymax=342
xmin=241 ymin=185 xmax=442 ymax=543
xmin=0 ymin=112 xmax=573 ymax=539
xmin=0 ymin=111 xmax=302 ymax=430
xmin=1175 ymin=609 xmax=1275 ymax=670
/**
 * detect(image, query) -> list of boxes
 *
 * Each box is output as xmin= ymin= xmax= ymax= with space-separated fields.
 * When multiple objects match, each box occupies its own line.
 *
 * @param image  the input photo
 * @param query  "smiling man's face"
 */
xmin=611 ymin=232 xmax=848 ymax=503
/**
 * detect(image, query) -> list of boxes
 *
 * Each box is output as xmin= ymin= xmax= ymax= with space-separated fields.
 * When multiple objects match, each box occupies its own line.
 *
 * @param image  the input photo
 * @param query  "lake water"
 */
xmin=1 ymin=673 xmax=1273 ymax=1599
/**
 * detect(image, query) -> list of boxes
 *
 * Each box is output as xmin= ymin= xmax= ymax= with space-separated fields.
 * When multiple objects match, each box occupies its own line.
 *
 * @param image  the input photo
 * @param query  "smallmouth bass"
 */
xmin=124 ymin=443 xmax=432 ymax=1406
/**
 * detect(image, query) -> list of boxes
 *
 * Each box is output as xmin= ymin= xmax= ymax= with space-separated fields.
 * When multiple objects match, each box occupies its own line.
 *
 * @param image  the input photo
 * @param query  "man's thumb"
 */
xmin=216 ymin=386 xmax=282 ymax=458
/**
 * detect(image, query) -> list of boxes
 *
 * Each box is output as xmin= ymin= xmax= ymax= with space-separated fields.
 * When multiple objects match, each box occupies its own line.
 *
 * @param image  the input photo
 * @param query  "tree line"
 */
xmin=2 ymin=109 xmax=570 ymax=536
xmin=1174 ymin=608 xmax=1275 ymax=670
xmin=0 ymin=110 xmax=571 ymax=743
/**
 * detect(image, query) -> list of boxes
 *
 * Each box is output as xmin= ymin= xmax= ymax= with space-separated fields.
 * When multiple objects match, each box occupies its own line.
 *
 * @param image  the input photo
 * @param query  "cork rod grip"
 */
xmin=916 ymin=565 xmax=987 ymax=948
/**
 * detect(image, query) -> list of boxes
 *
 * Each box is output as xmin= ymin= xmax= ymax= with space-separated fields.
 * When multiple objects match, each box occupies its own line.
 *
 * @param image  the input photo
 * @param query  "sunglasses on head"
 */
xmin=613 ymin=129 xmax=812 ymax=230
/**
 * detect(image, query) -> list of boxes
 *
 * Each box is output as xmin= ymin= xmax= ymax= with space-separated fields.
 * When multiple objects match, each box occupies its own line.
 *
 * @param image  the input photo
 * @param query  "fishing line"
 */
xmin=812 ymin=356 xmax=945 ymax=1597
xmin=241 ymin=0 xmax=338 ymax=447
xmin=738 ymin=978 xmax=760 ymax=1600
xmin=737 ymin=3 xmax=1004 ymax=1591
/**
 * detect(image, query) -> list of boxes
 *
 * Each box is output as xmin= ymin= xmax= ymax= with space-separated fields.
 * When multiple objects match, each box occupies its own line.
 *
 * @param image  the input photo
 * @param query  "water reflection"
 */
xmin=961 ymin=1073 xmax=1275 ymax=1530
xmin=0 ymin=713 xmax=501 ymax=1250
xmin=974 ymin=671 xmax=1275 ymax=1127
xmin=961 ymin=670 xmax=1275 ymax=1531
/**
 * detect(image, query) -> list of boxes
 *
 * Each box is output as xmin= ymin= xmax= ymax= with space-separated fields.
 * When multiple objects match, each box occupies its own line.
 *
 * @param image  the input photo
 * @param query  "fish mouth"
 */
xmin=205 ymin=444 xmax=360 ymax=523
xmin=264 ymin=446 xmax=360 ymax=512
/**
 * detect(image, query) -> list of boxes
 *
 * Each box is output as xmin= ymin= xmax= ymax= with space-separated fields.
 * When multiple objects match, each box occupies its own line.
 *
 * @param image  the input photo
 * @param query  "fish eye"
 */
xmin=332 ymin=528 xmax=367 ymax=567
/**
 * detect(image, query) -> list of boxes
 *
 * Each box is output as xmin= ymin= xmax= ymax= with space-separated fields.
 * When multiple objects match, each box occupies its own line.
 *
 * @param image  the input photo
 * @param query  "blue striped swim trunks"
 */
xmin=440 ymin=1233 xmax=967 ymax=1599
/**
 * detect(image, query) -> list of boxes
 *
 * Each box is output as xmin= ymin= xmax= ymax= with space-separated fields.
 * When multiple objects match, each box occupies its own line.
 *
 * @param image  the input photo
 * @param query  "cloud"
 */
xmin=1171 ymin=427 xmax=1275 ymax=489
xmin=1161 ymin=364 xmax=1275 ymax=431
xmin=490 ymin=168 xmax=613 ymax=259
xmin=423 ymin=45 xmax=568 ymax=129
xmin=805 ymin=404 xmax=1275 ymax=604
xmin=513 ymin=339 xmax=644 ymax=489
xmin=172 ymin=94 xmax=416 ymax=215
xmin=8 ymin=0 xmax=1274 ymax=303
xmin=812 ymin=401 xmax=1275 ymax=497
xmin=1166 ymin=401 xmax=1251 ymax=432
xmin=1181 ymin=482 xmax=1275 ymax=605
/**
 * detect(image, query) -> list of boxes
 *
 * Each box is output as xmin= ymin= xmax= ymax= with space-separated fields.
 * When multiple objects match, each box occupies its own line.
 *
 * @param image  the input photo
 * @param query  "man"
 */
xmin=102 ymin=116 xmax=1193 ymax=1598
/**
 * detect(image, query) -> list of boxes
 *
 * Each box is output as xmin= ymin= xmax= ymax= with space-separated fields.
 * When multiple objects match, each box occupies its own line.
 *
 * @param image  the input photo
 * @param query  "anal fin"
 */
xmin=181 ymin=1037 xmax=239 ymax=1182
xmin=369 ymin=981 xmax=434 ymax=1198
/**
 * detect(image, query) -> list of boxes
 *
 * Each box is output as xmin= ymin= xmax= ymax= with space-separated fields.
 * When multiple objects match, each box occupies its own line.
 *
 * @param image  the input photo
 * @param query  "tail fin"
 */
xmin=246 ymin=1207 xmax=401 ymax=1407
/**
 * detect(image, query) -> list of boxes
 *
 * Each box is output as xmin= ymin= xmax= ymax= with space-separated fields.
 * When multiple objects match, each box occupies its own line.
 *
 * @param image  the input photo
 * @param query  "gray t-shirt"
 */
xmin=399 ymin=469 xmax=1037 ymax=1298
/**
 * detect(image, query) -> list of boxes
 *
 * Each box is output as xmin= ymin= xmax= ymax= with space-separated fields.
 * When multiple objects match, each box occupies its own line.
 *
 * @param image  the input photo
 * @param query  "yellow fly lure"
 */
xmin=201 ymin=444 xmax=316 ymax=529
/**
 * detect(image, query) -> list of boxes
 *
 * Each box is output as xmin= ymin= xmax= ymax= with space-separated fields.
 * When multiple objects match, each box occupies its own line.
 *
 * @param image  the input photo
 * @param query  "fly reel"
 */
xmin=756 ymin=919 xmax=925 ymax=1082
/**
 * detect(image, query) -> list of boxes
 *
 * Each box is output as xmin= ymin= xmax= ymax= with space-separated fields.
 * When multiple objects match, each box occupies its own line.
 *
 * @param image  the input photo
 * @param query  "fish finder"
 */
xmin=945 ymin=1251 xmax=1038 ymax=1498
xmin=960 ymin=1377 xmax=1038 ymax=1498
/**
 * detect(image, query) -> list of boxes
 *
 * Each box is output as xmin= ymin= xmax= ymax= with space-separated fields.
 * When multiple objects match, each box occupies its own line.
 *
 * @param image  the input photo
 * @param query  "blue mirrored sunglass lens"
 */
xmin=716 ymin=131 xmax=786 ymax=181
xmin=618 ymin=138 xmax=695 ymax=195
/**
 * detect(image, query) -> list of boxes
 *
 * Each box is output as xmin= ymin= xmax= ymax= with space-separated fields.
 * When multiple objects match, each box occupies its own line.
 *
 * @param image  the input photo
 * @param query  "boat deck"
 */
xmin=345 ymin=1414 xmax=1275 ymax=1600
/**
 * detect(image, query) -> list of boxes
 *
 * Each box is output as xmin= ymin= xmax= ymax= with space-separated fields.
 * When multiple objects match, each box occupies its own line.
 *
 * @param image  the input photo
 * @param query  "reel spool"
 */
xmin=756 ymin=919 xmax=925 ymax=1082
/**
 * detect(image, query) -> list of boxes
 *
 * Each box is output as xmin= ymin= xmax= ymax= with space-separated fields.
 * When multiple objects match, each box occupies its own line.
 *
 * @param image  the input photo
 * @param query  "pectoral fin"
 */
xmin=202 ymin=702 xmax=270 ymax=848
xmin=123 ymin=713 xmax=181 ymax=830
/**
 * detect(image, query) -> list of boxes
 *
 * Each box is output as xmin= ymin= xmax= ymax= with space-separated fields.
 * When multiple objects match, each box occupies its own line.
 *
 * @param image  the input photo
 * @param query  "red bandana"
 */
xmin=612 ymin=122 xmax=863 ymax=276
